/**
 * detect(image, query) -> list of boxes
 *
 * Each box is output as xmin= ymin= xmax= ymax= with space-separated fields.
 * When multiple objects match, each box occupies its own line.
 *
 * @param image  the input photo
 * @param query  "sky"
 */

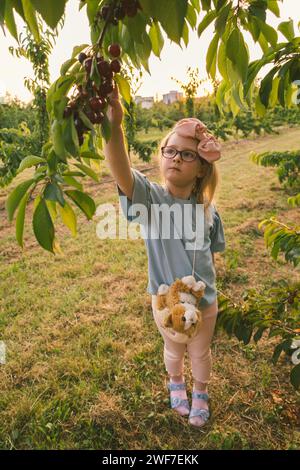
xmin=0 ymin=0 xmax=299 ymax=103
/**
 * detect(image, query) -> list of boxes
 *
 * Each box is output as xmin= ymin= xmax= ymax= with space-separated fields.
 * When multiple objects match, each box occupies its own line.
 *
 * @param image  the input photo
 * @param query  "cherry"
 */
xmin=99 ymin=81 xmax=114 ymax=96
xmin=63 ymin=106 xmax=73 ymax=118
xmin=94 ymin=112 xmax=105 ymax=124
xmin=110 ymin=59 xmax=121 ymax=73
xmin=122 ymin=0 xmax=135 ymax=7
xmin=100 ymin=5 xmax=110 ymax=20
xmin=114 ymin=5 xmax=126 ymax=20
xmin=109 ymin=43 xmax=121 ymax=58
xmin=84 ymin=57 xmax=92 ymax=74
xmin=126 ymin=3 xmax=138 ymax=17
xmin=78 ymin=52 xmax=87 ymax=64
xmin=85 ymin=110 xmax=97 ymax=124
xmin=69 ymin=100 xmax=77 ymax=109
xmin=97 ymin=60 xmax=112 ymax=78
xmin=89 ymin=97 xmax=106 ymax=112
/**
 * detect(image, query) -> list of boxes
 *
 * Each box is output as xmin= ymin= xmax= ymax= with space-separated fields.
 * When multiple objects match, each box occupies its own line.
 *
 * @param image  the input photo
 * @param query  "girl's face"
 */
xmin=161 ymin=133 xmax=205 ymax=191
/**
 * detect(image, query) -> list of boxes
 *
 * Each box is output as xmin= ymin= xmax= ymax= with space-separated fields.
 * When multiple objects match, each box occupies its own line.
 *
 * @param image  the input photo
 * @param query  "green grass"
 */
xmin=0 ymin=126 xmax=299 ymax=449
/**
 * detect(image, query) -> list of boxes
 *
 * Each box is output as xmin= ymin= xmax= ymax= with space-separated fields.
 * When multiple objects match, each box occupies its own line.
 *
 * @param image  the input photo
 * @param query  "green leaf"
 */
xmin=267 ymin=0 xmax=280 ymax=17
xmin=114 ymin=74 xmax=131 ymax=104
xmin=46 ymin=75 xmax=75 ymax=116
xmin=60 ymin=57 xmax=77 ymax=75
xmin=71 ymin=44 xmax=89 ymax=58
xmin=100 ymin=113 xmax=111 ymax=144
xmin=215 ymin=2 xmax=232 ymax=38
xmin=51 ymin=120 xmax=67 ymax=162
xmin=80 ymin=151 xmax=104 ymax=160
xmin=255 ymin=17 xmax=278 ymax=47
xmin=139 ymin=0 xmax=188 ymax=45
xmin=44 ymin=182 xmax=65 ymax=207
xmin=201 ymin=0 xmax=211 ymax=11
xmin=58 ymin=201 xmax=77 ymax=237
xmin=21 ymin=0 xmax=40 ymax=42
xmin=78 ymin=109 xmax=95 ymax=132
xmin=206 ymin=32 xmax=219 ymax=79
xmin=6 ymin=178 xmax=35 ymax=222
xmin=16 ymin=190 xmax=29 ymax=248
xmin=217 ymin=40 xmax=229 ymax=82
xmin=259 ymin=66 xmax=279 ymax=107
xmin=65 ymin=190 xmax=96 ymax=220
xmin=62 ymin=115 xmax=80 ymax=157
xmin=278 ymin=20 xmax=295 ymax=41
xmin=197 ymin=10 xmax=216 ymax=38
xmin=73 ymin=163 xmax=99 ymax=182
xmin=62 ymin=175 xmax=83 ymax=191
xmin=226 ymin=29 xmax=249 ymax=82
xmin=30 ymin=0 xmax=67 ymax=30
xmin=32 ymin=197 xmax=55 ymax=253
xmin=186 ymin=3 xmax=197 ymax=29
xmin=255 ymin=93 xmax=267 ymax=117
xmin=17 ymin=155 xmax=45 ymax=174
xmin=4 ymin=1 xmax=18 ymax=41
xmin=149 ymin=21 xmax=164 ymax=57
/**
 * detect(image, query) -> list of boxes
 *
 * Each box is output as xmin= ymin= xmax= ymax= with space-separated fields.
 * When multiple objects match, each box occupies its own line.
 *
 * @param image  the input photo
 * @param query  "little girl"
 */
xmin=104 ymin=84 xmax=226 ymax=428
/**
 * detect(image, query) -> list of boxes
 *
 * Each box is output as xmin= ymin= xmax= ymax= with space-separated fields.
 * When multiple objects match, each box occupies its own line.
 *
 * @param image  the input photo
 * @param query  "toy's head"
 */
xmin=164 ymin=303 xmax=200 ymax=333
xmin=155 ymin=275 xmax=206 ymax=338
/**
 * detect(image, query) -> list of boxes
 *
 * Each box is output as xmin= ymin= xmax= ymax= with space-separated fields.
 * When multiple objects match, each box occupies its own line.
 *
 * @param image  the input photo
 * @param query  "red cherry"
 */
xmin=94 ymin=112 xmax=105 ymax=124
xmin=99 ymin=81 xmax=114 ymax=97
xmin=100 ymin=5 xmax=110 ymax=20
xmin=114 ymin=5 xmax=126 ymax=20
xmin=110 ymin=59 xmax=121 ymax=73
xmin=89 ymin=96 xmax=105 ymax=113
xmin=108 ymin=43 xmax=122 ymax=58
xmin=69 ymin=100 xmax=77 ymax=109
xmin=85 ymin=110 xmax=97 ymax=124
xmin=97 ymin=60 xmax=112 ymax=78
xmin=78 ymin=52 xmax=87 ymax=64
xmin=125 ymin=2 xmax=138 ymax=17
xmin=63 ymin=106 xmax=73 ymax=118
xmin=84 ymin=57 xmax=92 ymax=74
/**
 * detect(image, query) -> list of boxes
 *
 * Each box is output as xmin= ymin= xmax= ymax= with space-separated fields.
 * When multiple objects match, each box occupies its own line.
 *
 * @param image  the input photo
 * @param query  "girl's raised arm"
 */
xmin=103 ymin=82 xmax=134 ymax=200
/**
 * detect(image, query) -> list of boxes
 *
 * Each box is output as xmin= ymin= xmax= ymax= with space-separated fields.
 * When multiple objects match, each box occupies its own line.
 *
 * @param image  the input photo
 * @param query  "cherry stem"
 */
xmin=97 ymin=0 xmax=119 ymax=49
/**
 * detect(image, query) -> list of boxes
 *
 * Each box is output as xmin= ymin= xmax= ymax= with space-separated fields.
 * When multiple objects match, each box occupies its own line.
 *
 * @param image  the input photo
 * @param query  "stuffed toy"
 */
xmin=155 ymin=275 xmax=206 ymax=340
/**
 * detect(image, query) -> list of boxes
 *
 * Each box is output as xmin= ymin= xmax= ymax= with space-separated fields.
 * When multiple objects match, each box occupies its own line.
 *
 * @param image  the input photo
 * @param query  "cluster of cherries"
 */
xmin=99 ymin=0 xmax=142 ymax=24
xmin=63 ymin=43 xmax=122 ymax=145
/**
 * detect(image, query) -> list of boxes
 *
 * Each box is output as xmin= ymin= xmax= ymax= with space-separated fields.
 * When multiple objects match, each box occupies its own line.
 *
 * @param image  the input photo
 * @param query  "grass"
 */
xmin=0 ymin=126 xmax=299 ymax=449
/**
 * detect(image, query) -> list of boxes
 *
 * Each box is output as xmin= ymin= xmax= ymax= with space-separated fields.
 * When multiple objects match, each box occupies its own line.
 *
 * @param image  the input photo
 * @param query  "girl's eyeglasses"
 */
xmin=161 ymin=146 xmax=199 ymax=162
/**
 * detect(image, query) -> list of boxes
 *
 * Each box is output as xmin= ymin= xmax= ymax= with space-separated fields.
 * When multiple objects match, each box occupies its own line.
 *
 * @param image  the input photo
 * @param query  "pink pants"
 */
xmin=151 ymin=295 xmax=218 ymax=384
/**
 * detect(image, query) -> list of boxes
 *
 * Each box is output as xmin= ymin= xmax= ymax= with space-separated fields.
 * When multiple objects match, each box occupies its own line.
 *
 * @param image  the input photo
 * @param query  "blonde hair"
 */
xmin=157 ymin=129 xmax=219 ymax=220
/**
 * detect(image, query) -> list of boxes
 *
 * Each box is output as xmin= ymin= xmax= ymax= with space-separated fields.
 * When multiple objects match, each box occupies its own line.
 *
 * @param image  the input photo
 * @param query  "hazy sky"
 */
xmin=0 ymin=0 xmax=299 ymax=103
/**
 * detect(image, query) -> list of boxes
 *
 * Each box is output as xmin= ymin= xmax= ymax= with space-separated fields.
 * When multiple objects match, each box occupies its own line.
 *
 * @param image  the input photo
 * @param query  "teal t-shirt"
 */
xmin=116 ymin=168 xmax=226 ymax=308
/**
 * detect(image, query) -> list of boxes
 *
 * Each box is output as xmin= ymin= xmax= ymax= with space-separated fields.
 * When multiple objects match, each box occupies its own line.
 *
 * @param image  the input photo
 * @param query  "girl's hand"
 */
xmin=107 ymin=82 xmax=124 ymax=128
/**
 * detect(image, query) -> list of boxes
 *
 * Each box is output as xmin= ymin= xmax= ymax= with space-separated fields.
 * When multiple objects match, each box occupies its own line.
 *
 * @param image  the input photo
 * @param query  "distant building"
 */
xmin=162 ymin=90 xmax=183 ymax=105
xmin=134 ymin=95 xmax=154 ymax=109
